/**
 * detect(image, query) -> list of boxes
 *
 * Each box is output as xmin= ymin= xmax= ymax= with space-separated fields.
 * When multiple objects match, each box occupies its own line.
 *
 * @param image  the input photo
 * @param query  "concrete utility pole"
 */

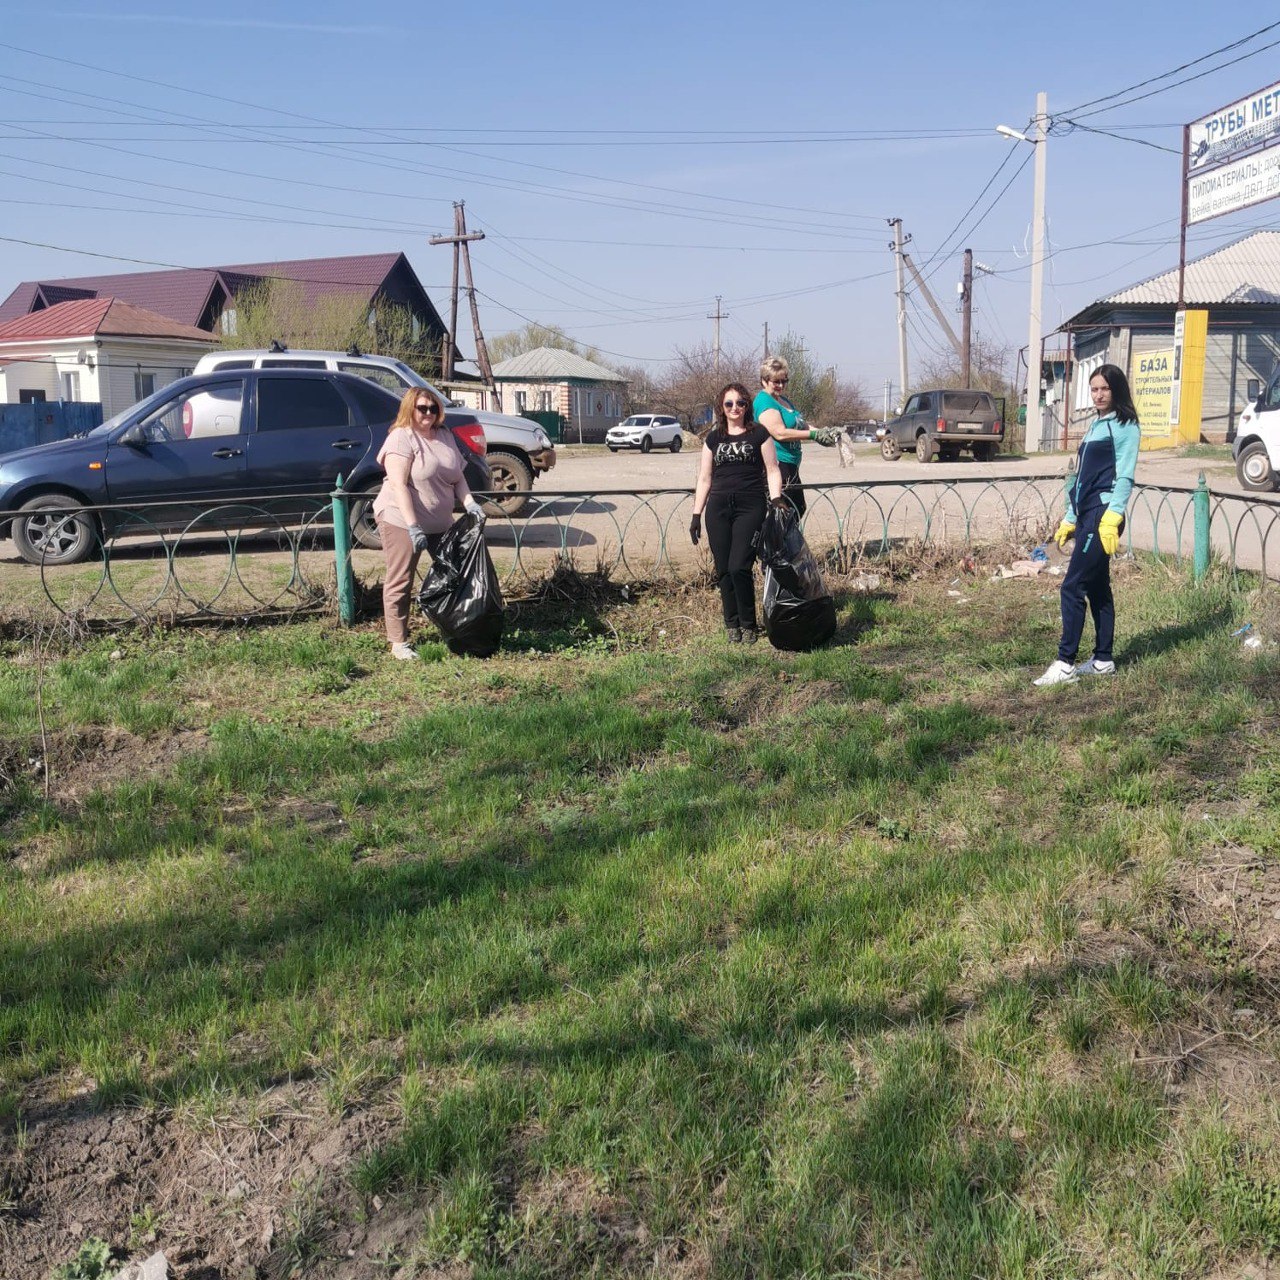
xmin=429 ymin=200 xmax=487 ymax=389
xmin=1026 ymin=92 xmax=1048 ymax=453
xmin=889 ymin=218 xmax=909 ymax=408
xmin=961 ymin=248 xmax=973 ymax=388
xmin=708 ymin=296 xmax=729 ymax=376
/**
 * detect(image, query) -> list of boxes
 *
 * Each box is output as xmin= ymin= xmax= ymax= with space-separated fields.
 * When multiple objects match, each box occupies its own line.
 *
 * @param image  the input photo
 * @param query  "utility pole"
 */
xmin=961 ymin=248 xmax=973 ymax=388
xmin=901 ymin=251 xmax=963 ymax=361
xmin=889 ymin=218 xmax=909 ymax=409
xmin=708 ymin=295 xmax=729 ymax=376
xmin=429 ymin=201 xmax=490 ymax=395
xmin=763 ymin=320 xmax=769 ymax=360
xmin=883 ymin=378 xmax=891 ymax=422
xmin=1026 ymin=91 xmax=1048 ymax=454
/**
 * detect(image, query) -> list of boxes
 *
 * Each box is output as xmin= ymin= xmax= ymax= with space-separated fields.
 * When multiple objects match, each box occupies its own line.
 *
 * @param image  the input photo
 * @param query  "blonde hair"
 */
xmin=759 ymin=355 xmax=790 ymax=386
xmin=391 ymin=386 xmax=446 ymax=432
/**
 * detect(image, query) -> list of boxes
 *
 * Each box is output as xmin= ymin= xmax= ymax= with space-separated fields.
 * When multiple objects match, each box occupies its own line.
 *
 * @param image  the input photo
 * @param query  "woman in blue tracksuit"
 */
xmin=1034 ymin=363 xmax=1141 ymax=687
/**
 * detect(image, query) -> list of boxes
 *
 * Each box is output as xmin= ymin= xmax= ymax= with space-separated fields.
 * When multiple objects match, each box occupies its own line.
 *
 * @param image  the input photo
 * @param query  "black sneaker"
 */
xmin=741 ymin=627 xmax=759 ymax=645
xmin=725 ymin=627 xmax=743 ymax=643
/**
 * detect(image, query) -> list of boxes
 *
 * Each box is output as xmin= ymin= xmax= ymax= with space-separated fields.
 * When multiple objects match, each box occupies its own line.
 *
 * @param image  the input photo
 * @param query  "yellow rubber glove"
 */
xmin=1098 ymin=510 xmax=1123 ymax=556
xmin=1052 ymin=520 xmax=1075 ymax=550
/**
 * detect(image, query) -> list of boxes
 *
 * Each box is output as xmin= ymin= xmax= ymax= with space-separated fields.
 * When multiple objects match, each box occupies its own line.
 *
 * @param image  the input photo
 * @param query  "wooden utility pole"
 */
xmin=708 ymin=295 xmax=729 ymax=376
xmin=961 ymin=248 xmax=973 ymax=388
xmin=430 ymin=201 xmax=498 ymax=404
xmin=889 ymin=218 xmax=909 ymax=409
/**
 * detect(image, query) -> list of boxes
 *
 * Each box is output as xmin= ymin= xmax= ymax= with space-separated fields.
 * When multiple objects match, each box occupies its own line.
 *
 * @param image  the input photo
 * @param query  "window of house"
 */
xmin=515 ymin=390 xmax=527 ymax=412
xmin=134 ymin=372 xmax=156 ymax=400
xmin=18 ymin=389 xmax=46 ymax=404
xmin=60 ymin=371 xmax=80 ymax=402
xmin=538 ymin=390 xmax=551 ymax=412
xmin=221 ymin=308 xmax=238 ymax=336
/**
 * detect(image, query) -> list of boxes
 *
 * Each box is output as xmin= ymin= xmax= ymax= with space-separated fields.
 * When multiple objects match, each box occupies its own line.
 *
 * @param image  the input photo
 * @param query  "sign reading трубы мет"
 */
xmin=1189 ymin=78 xmax=1280 ymax=171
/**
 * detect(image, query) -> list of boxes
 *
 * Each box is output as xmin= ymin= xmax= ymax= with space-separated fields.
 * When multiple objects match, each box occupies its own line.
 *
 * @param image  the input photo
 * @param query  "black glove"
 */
xmin=769 ymin=496 xmax=792 ymax=510
xmin=689 ymin=513 xmax=702 ymax=546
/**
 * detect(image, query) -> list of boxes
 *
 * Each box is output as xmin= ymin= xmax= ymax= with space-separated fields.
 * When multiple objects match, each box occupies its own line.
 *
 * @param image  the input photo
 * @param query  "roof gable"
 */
xmin=491 ymin=347 xmax=624 ymax=382
xmin=0 ymin=297 xmax=217 ymax=343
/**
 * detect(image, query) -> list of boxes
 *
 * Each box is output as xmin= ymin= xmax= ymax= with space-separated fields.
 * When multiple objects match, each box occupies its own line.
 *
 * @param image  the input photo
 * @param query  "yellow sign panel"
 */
xmin=1132 ymin=348 xmax=1175 ymax=450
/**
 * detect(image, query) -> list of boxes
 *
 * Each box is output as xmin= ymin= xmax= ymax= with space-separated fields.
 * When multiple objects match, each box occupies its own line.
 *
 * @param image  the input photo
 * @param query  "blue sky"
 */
xmin=0 ymin=1 xmax=1276 ymax=399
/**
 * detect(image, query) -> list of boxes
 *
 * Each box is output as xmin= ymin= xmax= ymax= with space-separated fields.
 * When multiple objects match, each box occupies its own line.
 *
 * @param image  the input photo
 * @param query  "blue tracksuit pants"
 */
xmin=1058 ymin=504 xmax=1123 ymax=664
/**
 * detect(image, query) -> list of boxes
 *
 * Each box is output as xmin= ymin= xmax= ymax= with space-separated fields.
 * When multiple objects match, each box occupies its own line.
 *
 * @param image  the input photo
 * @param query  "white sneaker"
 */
xmin=1033 ymin=659 xmax=1077 ymax=687
xmin=1075 ymin=657 xmax=1116 ymax=677
xmin=391 ymin=642 xmax=419 ymax=661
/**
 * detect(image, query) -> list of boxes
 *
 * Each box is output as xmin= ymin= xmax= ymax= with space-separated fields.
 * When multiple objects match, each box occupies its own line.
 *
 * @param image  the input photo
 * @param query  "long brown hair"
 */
xmin=391 ymin=386 xmax=446 ymax=432
xmin=715 ymin=382 xmax=756 ymax=431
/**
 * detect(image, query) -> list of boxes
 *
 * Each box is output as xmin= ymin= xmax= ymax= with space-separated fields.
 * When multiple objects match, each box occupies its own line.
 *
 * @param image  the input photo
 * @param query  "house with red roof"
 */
xmin=0 ymin=298 xmax=216 ymax=415
xmin=0 ymin=253 xmax=447 ymax=361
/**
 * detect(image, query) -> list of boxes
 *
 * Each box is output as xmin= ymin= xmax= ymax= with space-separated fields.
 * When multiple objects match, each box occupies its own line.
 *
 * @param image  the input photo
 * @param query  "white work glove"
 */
xmin=463 ymin=497 xmax=487 ymax=525
xmin=407 ymin=524 xmax=429 ymax=552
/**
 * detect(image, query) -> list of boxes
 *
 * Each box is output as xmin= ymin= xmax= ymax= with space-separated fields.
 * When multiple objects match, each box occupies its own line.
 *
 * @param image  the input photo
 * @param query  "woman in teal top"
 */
xmin=1034 ymin=363 xmax=1141 ymax=687
xmin=753 ymin=355 xmax=838 ymax=517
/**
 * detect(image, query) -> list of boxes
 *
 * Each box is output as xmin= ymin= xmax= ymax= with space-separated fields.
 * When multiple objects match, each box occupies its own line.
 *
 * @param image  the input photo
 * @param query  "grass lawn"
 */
xmin=3 ymin=556 xmax=1280 ymax=1278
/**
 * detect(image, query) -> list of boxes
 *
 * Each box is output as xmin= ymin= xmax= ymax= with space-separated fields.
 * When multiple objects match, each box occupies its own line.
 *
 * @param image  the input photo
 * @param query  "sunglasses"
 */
xmin=767 ymin=377 xmax=789 ymax=386
xmin=723 ymin=399 xmax=749 ymax=409
xmin=414 ymin=403 xmax=439 ymax=415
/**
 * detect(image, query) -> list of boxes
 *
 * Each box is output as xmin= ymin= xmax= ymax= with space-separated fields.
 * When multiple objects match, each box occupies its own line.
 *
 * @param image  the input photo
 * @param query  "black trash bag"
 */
xmin=416 ymin=512 xmax=505 ymax=657
xmin=759 ymin=505 xmax=836 ymax=651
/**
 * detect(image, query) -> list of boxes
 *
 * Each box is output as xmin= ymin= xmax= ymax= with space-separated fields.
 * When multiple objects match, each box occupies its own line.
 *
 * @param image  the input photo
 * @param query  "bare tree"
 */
xmin=487 ymin=322 xmax=602 ymax=365
xmin=216 ymin=280 xmax=438 ymax=376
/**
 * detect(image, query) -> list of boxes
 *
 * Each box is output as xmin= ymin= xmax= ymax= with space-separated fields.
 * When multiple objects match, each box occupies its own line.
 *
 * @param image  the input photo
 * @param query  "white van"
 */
xmin=1234 ymin=368 xmax=1280 ymax=491
xmin=193 ymin=348 xmax=556 ymax=515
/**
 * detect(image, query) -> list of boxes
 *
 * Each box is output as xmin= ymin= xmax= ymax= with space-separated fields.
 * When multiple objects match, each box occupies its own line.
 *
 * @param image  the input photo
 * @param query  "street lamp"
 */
xmin=996 ymin=93 xmax=1048 ymax=454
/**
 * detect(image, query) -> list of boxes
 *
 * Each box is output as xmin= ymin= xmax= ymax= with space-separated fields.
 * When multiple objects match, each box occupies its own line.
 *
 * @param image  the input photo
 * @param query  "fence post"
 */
xmin=331 ymin=476 xmax=356 ymax=626
xmin=1193 ymin=471 xmax=1210 ymax=583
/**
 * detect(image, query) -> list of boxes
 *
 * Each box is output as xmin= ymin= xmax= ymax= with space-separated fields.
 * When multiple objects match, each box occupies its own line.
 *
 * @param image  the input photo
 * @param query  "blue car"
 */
xmin=0 ymin=369 xmax=490 ymax=564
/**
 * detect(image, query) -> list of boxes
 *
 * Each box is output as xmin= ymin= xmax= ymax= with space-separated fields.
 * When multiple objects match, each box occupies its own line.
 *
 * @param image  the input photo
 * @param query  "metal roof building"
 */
xmin=1058 ymin=230 xmax=1280 ymax=446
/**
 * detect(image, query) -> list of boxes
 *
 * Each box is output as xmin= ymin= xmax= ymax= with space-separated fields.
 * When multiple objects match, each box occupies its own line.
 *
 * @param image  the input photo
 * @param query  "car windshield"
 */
xmin=86 ymin=400 xmax=157 ymax=437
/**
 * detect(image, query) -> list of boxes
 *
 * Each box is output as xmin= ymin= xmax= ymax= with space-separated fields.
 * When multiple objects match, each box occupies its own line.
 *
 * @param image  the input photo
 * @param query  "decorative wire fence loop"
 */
xmin=6 ymin=476 xmax=1280 ymax=626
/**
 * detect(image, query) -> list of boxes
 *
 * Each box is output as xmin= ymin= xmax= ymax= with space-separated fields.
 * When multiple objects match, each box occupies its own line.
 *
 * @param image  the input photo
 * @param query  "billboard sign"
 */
xmin=1189 ymin=79 xmax=1280 ymax=171
xmin=1187 ymin=144 xmax=1280 ymax=224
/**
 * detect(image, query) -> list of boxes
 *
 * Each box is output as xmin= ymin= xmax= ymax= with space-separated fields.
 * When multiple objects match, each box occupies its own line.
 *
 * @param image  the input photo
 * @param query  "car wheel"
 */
xmin=880 ymin=436 xmax=901 ymax=461
xmin=916 ymin=433 xmax=937 ymax=463
xmin=349 ymin=481 xmax=383 ymax=550
xmin=640 ymin=435 xmax=653 ymax=454
xmin=484 ymin=451 xmax=534 ymax=517
xmin=972 ymin=442 xmax=997 ymax=463
xmin=12 ymin=494 xmax=99 ymax=566
xmin=1237 ymin=441 xmax=1279 ymax=491
xmin=669 ymin=434 xmax=682 ymax=453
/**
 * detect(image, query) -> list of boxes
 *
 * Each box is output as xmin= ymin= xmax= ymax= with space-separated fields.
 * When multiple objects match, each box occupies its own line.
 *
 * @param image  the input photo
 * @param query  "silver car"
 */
xmin=193 ymin=348 xmax=556 ymax=515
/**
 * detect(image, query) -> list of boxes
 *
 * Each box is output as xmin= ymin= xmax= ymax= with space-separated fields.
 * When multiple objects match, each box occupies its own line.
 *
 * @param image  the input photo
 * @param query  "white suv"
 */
xmin=193 ymin=348 xmax=555 ymax=515
xmin=1234 ymin=368 xmax=1280 ymax=491
xmin=606 ymin=413 xmax=683 ymax=453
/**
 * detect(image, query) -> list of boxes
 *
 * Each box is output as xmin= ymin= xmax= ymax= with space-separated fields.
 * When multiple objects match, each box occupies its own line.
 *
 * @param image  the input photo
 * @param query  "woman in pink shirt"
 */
xmin=374 ymin=387 xmax=485 ymax=660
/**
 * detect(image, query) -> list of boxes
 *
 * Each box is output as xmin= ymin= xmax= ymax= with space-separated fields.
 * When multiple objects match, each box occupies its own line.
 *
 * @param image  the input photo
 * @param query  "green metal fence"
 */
xmin=8 ymin=473 xmax=1279 ymax=626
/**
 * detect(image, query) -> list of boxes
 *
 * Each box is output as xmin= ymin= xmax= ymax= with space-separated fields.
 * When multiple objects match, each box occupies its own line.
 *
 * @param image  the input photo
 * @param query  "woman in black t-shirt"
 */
xmin=689 ymin=382 xmax=785 ymax=643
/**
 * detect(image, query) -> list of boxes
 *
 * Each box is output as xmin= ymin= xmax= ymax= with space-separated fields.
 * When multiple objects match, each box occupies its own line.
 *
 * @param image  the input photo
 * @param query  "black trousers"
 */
xmin=777 ymin=461 xmax=806 ymax=516
xmin=1058 ymin=505 xmax=1122 ymax=663
xmin=705 ymin=491 xmax=767 ymax=629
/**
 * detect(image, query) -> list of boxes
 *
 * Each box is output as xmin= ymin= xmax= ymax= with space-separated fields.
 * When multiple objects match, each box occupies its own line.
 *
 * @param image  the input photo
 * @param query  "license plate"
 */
xmin=956 ymin=421 xmax=982 ymax=432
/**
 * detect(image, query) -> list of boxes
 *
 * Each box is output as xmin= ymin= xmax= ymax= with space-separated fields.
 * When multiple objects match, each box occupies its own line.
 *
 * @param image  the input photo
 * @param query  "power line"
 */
xmin=1056 ymin=20 xmax=1280 ymax=117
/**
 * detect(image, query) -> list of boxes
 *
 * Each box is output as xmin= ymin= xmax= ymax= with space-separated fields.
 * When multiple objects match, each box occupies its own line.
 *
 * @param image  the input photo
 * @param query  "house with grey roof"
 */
xmin=478 ymin=347 xmax=627 ymax=442
xmin=0 ymin=253 xmax=447 ymax=371
xmin=1060 ymin=229 xmax=1280 ymax=444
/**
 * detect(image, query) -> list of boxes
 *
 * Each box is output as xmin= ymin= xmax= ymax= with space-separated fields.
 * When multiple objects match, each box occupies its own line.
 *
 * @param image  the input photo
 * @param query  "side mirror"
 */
xmin=1247 ymin=378 xmax=1261 ymax=402
xmin=119 ymin=424 xmax=148 ymax=446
